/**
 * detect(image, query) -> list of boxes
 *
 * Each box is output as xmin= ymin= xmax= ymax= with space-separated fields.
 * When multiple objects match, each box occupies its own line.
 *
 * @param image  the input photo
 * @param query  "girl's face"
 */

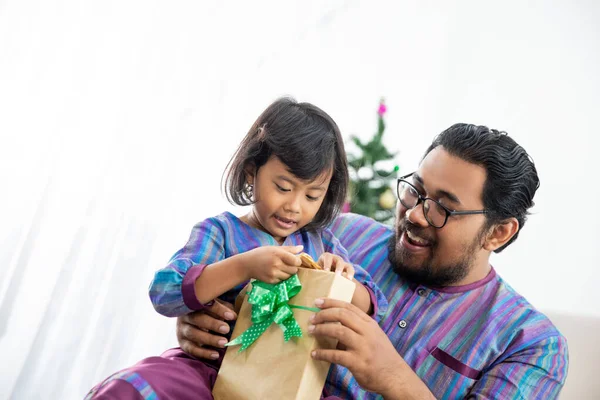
xmin=246 ymin=156 xmax=332 ymax=243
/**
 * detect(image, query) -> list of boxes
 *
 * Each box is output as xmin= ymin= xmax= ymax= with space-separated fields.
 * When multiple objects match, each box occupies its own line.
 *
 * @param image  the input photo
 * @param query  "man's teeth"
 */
xmin=407 ymin=231 xmax=428 ymax=245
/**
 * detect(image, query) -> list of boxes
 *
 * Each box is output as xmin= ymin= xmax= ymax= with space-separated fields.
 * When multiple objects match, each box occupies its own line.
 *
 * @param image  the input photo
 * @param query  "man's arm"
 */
xmin=467 ymin=335 xmax=568 ymax=399
xmin=310 ymin=298 xmax=569 ymax=399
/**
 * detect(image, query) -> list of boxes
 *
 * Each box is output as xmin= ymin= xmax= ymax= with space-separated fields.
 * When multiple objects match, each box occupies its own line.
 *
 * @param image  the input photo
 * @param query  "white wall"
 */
xmin=0 ymin=1 xmax=598 ymax=398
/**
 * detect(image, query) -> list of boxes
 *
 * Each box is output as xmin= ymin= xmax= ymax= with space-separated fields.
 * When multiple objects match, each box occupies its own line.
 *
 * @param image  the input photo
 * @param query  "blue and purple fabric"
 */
xmin=87 ymin=213 xmax=568 ymax=399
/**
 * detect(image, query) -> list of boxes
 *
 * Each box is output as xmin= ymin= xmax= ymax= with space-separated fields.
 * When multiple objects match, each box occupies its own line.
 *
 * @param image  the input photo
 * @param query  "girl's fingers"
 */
xmin=318 ymin=253 xmax=333 ymax=271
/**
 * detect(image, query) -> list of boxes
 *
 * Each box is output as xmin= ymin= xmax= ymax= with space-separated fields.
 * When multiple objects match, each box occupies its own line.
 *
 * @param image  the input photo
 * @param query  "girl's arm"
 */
xmin=194 ymin=245 xmax=303 ymax=303
xmin=351 ymin=278 xmax=374 ymax=315
xmin=149 ymin=218 xmax=228 ymax=317
xmin=192 ymin=253 xmax=249 ymax=304
xmin=321 ymin=228 xmax=389 ymax=322
xmin=317 ymin=252 xmax=374 ymax=315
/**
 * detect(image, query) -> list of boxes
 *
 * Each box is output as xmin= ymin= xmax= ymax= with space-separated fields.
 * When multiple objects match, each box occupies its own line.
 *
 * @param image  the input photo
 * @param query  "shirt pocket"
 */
xmin=416 ymin=347 xmax=481 ymax=400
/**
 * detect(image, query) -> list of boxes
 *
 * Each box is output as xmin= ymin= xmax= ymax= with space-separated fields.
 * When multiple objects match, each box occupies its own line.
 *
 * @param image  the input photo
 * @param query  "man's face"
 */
xmin=389 ymin=147 xmax=489 ymax=286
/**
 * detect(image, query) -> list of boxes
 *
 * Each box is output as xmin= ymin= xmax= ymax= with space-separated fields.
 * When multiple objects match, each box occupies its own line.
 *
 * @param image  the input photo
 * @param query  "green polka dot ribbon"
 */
xmin=226 ymin=275 xmax=318 ymax=352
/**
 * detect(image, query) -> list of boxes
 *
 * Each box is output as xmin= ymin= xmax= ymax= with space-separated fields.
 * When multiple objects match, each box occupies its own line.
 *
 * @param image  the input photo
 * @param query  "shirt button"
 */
xmin=417 ymin=288 xmax=427 ymax=296
xmin=398 ymin=319 xmax=407 ymax=329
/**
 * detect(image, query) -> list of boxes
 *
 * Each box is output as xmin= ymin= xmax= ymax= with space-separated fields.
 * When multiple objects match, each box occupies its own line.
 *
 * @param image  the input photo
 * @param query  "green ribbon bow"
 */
xmin=226 ymin=274 xmax=318 ymax=352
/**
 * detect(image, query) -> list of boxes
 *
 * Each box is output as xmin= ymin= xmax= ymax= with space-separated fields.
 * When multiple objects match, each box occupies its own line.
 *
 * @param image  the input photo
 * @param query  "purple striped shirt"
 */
xmin=325 ymin=213 xmax=568 ymax=399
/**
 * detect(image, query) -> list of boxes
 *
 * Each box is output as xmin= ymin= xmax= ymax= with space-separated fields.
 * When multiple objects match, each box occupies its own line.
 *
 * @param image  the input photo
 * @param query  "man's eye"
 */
xmin=437 ymin=200 xmax=452 ymax=211
xmin=412 ymin=185 xmax=428 ymax=198
xmin=276 ymin=184 xmax=291 ymax=192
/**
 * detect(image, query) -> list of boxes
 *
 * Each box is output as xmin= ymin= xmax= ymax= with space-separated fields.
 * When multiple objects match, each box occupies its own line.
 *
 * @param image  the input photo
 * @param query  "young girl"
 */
xmin=86 ymin=97 xmax=387 ymax=399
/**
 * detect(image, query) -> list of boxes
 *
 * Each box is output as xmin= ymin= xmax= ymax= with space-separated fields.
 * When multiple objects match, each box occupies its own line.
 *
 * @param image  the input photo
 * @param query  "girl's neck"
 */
xmin=240 ymin=212 xmax=286 ymax=245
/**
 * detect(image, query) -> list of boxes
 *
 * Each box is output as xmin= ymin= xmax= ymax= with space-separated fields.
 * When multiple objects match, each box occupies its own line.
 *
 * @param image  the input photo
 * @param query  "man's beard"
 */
xmin=387 ymin=222 xmax=481 ymax=287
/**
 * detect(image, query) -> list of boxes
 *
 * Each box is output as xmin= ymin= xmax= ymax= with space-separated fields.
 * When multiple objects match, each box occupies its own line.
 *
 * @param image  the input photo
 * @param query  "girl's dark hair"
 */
xmin=223 ymin=97 xmax=348 ymax=230
xmin=425 ymin=123 xmax=540 ymax=253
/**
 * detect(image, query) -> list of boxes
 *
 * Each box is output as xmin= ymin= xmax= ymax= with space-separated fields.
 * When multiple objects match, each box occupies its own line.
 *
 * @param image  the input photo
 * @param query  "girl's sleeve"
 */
xmin=321 ymin=228 xmax=389 ymax=322
xmin=149 ymin=218 xmax=226 ymax=317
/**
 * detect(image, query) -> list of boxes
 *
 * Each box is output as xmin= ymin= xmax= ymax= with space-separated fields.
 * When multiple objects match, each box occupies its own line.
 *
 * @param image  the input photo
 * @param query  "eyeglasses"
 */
xmin=396 ymin=172 xmax=488 ymax=229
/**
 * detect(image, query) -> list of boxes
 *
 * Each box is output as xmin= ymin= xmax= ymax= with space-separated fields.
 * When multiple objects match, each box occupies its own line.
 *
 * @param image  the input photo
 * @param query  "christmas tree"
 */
xmin=345 ymin=99 xmax=399 ymax=225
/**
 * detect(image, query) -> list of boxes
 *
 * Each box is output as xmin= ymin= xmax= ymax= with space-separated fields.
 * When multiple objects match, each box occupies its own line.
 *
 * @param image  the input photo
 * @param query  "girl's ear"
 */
xmin=244 ymin=164 xmax=256 ymax=185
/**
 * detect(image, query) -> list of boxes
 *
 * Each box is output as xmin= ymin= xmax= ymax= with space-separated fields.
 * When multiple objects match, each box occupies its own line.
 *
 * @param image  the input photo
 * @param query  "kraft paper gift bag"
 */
xmin=212 ymin=267 xmax=356 ymax=400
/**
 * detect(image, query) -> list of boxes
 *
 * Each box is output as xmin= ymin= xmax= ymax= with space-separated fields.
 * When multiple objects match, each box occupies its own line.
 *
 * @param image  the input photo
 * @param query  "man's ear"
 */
xmin=483 ymin=217 xmax=519 ymax=252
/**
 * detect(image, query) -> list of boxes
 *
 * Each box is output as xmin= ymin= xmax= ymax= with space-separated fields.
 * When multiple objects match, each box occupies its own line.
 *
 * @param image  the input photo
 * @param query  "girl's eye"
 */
xmin=275 ymin=184 xmax=291 ymax=192
xmin=306 ymin=195 xmax=319 ymax=201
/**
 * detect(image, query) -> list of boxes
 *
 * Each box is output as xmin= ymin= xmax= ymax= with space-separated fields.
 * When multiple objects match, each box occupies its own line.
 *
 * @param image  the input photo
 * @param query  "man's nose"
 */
xmin=405 ymin=202 xmax=429 ymax=228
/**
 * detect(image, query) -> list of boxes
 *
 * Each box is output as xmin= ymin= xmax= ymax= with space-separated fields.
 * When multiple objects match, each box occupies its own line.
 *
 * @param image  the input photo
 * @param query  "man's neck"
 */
xmin=452 ymin=255 xmax=492 ymax=287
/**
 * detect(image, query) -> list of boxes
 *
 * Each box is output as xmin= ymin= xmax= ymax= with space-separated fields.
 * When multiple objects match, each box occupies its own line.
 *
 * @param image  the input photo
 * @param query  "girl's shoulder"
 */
xmin=192 ymin=211 xmax=278 ymax=250
xmin=192 ymin=211 xmax=243 ymax=230
xmin=186 ymin=212 xmax=247 ymax=244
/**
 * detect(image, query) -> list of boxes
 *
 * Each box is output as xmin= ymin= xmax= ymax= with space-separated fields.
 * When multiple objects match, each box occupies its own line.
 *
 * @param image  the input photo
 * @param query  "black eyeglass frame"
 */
xmin=396 ymin=172 xmax=488 ymax=228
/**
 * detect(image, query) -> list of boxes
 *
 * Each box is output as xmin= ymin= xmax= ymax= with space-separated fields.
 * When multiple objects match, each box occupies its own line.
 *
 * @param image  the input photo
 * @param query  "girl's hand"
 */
xmin=318 ymin=252 xmax=355 ymax=281
xmin=244 ymin=245 xmax=303 ymax=284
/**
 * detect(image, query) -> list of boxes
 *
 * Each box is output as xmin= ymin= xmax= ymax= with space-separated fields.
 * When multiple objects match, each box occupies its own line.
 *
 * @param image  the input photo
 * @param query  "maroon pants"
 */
xmin=86 ymin=348 xmax=341 ymax=399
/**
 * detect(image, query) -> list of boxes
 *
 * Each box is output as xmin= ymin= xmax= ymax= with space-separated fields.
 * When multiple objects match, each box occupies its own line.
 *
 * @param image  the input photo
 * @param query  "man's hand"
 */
xmin=176 ymin=300 xmax=237 ymax=360
xmin=309 ymin=298 xmax=435 ymax=400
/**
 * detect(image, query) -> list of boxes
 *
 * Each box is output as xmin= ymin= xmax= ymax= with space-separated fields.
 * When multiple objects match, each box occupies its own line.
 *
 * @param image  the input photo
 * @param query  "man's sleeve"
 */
xmin=148 ymin=219 xmax=226 ymax=317
xmin=467 ymin=334 xmax=569 ymax=399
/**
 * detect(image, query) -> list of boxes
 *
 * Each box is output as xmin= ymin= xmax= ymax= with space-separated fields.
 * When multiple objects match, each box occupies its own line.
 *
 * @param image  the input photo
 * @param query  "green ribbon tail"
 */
xmin=225 ymin=318 xmax=273 ymax=352
xmin=289 ymin=305 xmax=320 ymax=313
xmin=280 ymin=305 xmax=319 ymax=341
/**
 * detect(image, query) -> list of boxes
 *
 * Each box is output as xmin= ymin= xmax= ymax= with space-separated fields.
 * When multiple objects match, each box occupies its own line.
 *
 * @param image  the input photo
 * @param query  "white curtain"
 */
xmin=1 ymin=1 xmax=599 ymax=399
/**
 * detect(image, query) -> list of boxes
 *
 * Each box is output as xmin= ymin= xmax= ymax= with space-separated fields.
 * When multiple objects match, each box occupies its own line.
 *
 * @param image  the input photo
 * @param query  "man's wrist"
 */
xmin=380 ymin=359 xmax=436 ymax=400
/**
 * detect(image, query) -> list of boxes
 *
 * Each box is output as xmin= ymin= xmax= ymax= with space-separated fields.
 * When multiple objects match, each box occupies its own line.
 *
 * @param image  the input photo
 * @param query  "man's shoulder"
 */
xmin=481 ymin=273 xmax=570 ymax=390
xmin=329 ymin=213 xmax=392 ymax=237
xmin=492 ymin=273 xmax=566 ymax=345
xmin=327 ymin=214 xmax=393 ymax=272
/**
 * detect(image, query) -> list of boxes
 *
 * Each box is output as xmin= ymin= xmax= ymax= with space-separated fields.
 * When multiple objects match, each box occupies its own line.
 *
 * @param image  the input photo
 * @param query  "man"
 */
xmin=177 ymin=124 xmax=568 ymax=399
